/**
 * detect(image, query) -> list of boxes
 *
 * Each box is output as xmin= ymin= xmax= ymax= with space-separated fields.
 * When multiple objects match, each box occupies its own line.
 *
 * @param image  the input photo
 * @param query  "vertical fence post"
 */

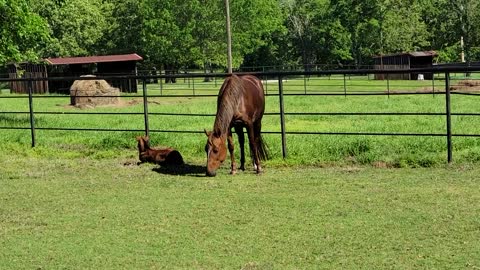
xmin=278 ymin=76 xmax=287 ymax=158
xmin=386 ymin=73 xmax=390 ymax=98
xmin=142 ymin=77 xmax=150 ymax=137
xmin=192 ymin=76 xmax=195 ymax=96
xmin=432 ymin=73 xmax=435 ymax=97
xmin=343 ymin=74 xmax=347 ymax=97
xmin=445 ymin=72 xmax=452 ymax=163
xmin=265 ymin=76 xmax=268 ymax=95
xmin=159 ymin=73 xmax=163 ymax=95
xmin=304 ymin=75 xmax=307 ymax=94
xmin=263 ymin=67 xmax=268 ymax=94
xmin=28 ymin=79 xmax=36 ymax=147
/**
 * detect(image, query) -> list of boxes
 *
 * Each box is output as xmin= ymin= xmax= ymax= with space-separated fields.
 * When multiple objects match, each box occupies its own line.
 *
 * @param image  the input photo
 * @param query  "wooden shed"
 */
xmin=7 ymin=63 xmax=49 ymax=94
xmin=373 ymin=51 xmax=438 ymax=80
xmin=45 ymin=53 xmax=143 ymax=93
xmin=7 ymin=53 xmax=143 ymax=94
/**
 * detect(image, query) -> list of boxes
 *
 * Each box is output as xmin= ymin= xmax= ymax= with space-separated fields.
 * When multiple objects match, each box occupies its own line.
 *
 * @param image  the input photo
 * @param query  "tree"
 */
xmin=190 ymin=0 xmax=225 ymax=73
xmin=29 ymin=0 xmax=113 ymax=57
xmin=281 ymin=0 xmax=321 ymax=68
xmin=140 ymin=0 xmax=284 ymax=76
xmin=380 ymin=1 xmax=431 ymax=53
xmin=100 ymin=0 xmax=143 ymax=56
xmin=229 ymin=0 xmax=284 ymax=67
xmin=0 ymin=0 xmax=50 ymax=65
xmin=140 ymin=0 xmax=199 ymax=82
xmin=281 ymin=0 xmax=352 ymax=68
xmin=446 ymin=0 xmax=480 ymax=62
xmin=330 ymin=0 xmax=382 ymax=67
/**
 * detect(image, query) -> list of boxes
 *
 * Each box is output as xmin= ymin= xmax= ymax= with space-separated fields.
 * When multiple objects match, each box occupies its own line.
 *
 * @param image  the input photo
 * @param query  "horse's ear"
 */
xmin=204 ymin=129 xmax=212 ymax=137
xmin=135 ymin=136 xmax=142 ymax=141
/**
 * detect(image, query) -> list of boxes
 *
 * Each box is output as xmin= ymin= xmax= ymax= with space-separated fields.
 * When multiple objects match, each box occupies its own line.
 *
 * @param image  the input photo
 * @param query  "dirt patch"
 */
xmin=449 ymin=79 xmax=480 ymax=91
xmin=60 ymin=98 xmax=187 ymax=110
xmin=383 ymin=79 xmax=480 ymax=94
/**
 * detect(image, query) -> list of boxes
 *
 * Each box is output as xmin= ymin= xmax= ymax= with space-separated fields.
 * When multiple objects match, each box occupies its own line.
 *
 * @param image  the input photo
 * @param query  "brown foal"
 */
xmin=136 ymin=136 xmax=184 ymax=165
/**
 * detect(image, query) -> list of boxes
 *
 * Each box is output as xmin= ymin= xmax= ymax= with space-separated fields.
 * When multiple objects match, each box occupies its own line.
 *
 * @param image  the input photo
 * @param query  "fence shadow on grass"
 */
xmin=152 ymin=163 xmax=206 ymax=176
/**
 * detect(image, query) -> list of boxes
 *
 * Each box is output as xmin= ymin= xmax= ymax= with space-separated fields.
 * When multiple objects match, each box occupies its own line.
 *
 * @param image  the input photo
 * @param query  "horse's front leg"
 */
xmin=227 ymin=129 xmax=237 ymax=175
xmin=234 ymin=126 xmax=246 ymax=171
xmin=246 ymin=124 xmax=262 ymax=174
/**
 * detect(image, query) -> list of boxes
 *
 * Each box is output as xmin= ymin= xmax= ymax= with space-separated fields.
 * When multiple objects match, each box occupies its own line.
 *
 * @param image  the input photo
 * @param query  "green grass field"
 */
xmin=1 ymin=75 xmax=480 ymax=268
xmin=1 ymin=75 xmax=480 ymax=167
xmin=1 ymin=154 xmax=479 ymax=269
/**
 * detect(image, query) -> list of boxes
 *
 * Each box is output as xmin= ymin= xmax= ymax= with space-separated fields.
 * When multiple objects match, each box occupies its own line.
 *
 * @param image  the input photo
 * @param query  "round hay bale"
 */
xmin=70 ymin=75 xmax=120 ymax=107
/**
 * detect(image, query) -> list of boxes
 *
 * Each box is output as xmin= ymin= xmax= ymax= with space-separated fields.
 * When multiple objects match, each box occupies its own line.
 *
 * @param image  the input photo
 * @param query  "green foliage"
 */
xmin=29 ymin=0 xmax=113 ymax=57
xmin=0 ymin=0 xmax=50 ymax=65
xmin=3 ymin=0 xmax=480 ymax=70
xmin=100 ymin=0 xmax=143 ymax=55
xmin=381 ymin=1 xmax=431 ymax=53
xmin=139 ymin=0 xmax=285 ymax=70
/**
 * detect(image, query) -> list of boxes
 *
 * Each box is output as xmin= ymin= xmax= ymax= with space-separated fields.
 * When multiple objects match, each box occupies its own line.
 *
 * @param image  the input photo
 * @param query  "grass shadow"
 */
xmin=0 ymin=114 xmax=30 ymax=125
xmin=152 ymin=162 xmax=206 ymax=177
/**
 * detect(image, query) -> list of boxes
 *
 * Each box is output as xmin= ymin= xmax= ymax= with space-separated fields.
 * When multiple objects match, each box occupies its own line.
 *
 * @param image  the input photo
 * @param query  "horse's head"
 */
xmin=204 ymin=129 xmax=227 ymax=177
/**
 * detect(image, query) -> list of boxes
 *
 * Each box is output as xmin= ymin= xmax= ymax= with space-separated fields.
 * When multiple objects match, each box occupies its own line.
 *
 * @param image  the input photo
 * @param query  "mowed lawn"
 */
xmin=1 ymin=153 xmax=479 ymax=269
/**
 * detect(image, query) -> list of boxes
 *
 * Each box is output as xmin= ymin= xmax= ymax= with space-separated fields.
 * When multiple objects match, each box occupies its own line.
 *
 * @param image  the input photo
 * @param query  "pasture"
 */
xmin=1 ymin=154 xmax=480 ymax=269
xmin=1 ymin=74 xmax=480 ymax=167
xmin=0 ymin=75 xmax=479 ymax=268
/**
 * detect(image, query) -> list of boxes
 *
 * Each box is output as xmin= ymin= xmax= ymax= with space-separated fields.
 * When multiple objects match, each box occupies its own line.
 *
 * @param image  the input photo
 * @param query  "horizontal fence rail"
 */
xmin=1 ymin=66 xmax=480 ymax=163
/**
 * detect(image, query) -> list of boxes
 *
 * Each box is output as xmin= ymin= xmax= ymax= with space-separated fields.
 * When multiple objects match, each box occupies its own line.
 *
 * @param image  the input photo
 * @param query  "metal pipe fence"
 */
xmin=1 ymin=66 xmax=480 ymax=163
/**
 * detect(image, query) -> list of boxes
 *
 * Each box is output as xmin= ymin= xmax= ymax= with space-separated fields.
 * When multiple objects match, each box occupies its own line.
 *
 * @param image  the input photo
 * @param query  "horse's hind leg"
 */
xmin=246 ymin=123 xmax=261 ymax=174
xmin=227 ymin=129 xmax=237 ymax=175
xmin=234 ymin=126 xmax=246 ymax=171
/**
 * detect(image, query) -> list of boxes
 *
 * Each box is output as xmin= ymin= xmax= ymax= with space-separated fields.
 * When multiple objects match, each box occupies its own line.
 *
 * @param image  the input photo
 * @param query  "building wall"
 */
xmin=7 ymin=64 xmax=49 ymax=94
xmin=373 ymin=54 xmax=435 ymax=80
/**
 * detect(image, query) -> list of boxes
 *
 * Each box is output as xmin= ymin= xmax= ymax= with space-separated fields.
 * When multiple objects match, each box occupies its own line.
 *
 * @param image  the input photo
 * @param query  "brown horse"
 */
xmin=136 ymin=136 xmax=184 ymax=165
xmin=205 ymin=74 xmax=268 ymax=177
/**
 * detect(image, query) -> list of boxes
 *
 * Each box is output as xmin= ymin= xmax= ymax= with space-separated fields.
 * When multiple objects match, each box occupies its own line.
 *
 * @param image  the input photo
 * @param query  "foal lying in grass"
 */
xmin=136 ymin=136 xmax=184 ymax=165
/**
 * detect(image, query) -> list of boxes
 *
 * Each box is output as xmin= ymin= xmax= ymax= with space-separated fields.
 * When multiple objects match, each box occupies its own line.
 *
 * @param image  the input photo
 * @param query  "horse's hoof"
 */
xmin=230 ymin=170 xmax=237 ymax=175
xmin=239 ymin=166 xmax=245 ymax=171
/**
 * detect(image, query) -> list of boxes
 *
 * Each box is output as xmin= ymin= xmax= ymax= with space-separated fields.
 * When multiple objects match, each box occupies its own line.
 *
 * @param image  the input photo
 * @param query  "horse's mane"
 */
xmin=213 ymin=75 xmax=243 ymax=135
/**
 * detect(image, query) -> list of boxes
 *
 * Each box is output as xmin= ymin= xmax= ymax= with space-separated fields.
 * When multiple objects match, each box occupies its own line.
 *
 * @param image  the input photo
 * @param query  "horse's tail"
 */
xmin=253 ymin=133 xmax=270 ymax=161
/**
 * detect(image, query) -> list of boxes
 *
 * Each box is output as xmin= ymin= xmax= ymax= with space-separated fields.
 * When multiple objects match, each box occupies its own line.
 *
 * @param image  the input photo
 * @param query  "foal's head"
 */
xmin=136 ymin=135 xmax=150 ymax=152
xmin=204 ymin=130 xmax=227 ymax=177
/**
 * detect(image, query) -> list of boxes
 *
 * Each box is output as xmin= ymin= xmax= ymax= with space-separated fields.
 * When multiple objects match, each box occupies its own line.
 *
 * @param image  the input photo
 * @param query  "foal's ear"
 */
xmin=135 ymin=136 xmax=142 ymax=141
xmin=204 ymin=129 xmax=212 ymax=137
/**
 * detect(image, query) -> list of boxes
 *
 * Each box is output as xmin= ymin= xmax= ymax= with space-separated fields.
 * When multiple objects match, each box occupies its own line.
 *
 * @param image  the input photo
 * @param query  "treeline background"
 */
xmin=1 ymin=0 xmax=479 ymax=71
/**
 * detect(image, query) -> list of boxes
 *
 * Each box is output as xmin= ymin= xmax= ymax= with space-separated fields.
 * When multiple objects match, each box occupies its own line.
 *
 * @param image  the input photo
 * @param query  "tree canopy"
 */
xmin=1 ymin=0 xmax=479 ymax=69
xmin=0 ymin=0 xmax=50 ymax=64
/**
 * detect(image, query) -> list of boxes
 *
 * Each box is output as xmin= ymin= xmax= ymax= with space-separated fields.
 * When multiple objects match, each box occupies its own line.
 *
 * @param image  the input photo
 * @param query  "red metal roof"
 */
xmin=44 ymin=53 xmax=143 ymax=65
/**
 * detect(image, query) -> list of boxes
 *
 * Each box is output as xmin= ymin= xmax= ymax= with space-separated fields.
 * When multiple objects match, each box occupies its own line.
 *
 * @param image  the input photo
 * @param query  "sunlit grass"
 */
xmin=1 ymin=76 xmax=480 ymax=268
xmin=0 ymin=155 xmax=479 ymax=269
xmin=1 ymin=76 xmax=480 ymax=167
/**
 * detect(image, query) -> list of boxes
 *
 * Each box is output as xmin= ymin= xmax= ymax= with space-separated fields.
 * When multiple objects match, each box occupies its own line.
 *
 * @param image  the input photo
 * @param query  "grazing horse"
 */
xmin=136 ymin=136 xmax=184 ymax=165
xmin=205 ymin=74 xmax=269 ymax=177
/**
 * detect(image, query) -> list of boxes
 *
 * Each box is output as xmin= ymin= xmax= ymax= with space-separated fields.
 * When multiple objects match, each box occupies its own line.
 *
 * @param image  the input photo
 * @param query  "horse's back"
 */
xmin=239 ymin=75 xmax=265 ymax=116
xmin=216 ymin=74 xmax=265 ymax=124
xmin=240 ymin=75 xmax=264 ymax=95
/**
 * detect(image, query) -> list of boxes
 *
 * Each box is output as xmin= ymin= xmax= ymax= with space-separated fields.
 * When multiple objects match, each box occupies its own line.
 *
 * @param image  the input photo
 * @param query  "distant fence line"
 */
xmin=1 ymin=66 xmax=480 ymax=163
